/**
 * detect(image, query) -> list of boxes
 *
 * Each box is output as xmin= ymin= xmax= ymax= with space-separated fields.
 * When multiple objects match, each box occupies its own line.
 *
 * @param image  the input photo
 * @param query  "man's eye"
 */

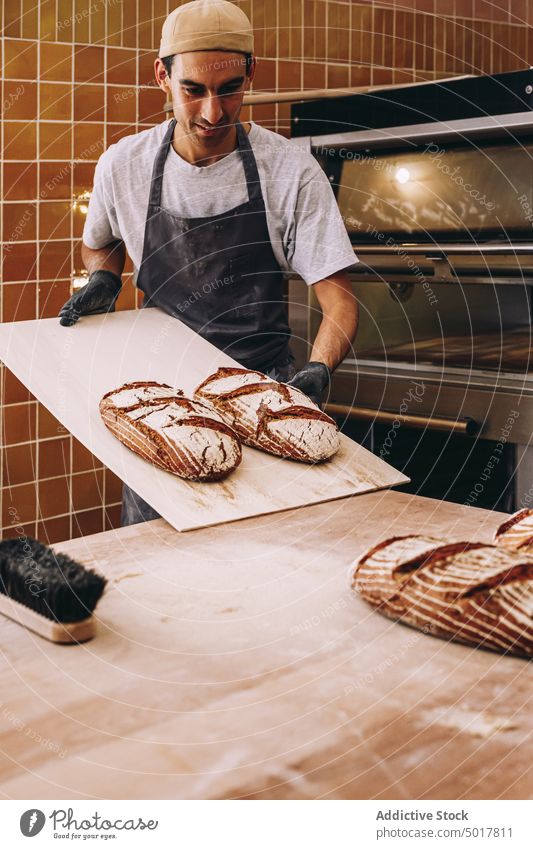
xmin=183 ymin=87 xmax=202 ymax=96
xmin=221 ymin=86 xmax=241 ymax=95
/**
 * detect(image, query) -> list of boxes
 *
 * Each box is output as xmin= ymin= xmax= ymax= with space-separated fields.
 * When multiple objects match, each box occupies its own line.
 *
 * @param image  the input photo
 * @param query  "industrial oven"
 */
xmin=289 ymin=70 xmax=533 ymax=512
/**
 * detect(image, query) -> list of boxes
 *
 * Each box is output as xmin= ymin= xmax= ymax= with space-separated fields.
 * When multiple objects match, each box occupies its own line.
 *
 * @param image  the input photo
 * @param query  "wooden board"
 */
xmin=0 ymin=492 xmax=530 ymax=800
xmin=0 ymin=309 xmax=409 ymax=531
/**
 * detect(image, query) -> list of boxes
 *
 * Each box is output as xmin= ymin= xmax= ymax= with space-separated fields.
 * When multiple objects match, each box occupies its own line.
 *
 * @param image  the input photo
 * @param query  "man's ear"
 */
xmin=246 ymin=55 xmax=257 ymax=86
xmin=154 ymin=57 xmax=172 ymax=95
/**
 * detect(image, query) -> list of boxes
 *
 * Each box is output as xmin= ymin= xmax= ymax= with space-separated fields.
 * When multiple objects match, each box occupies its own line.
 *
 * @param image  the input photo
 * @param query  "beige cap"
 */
xmin=159 ymin=0 xmax=254 ymax=58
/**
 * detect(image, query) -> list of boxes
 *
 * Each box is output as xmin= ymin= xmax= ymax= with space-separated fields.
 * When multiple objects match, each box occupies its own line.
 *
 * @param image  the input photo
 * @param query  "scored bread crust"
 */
xmin=100 ymin=381 xmax=242 ymax=482
xmin=494 ymin=508 xmax=533 ymax=553
xmin=194 ymin=367 xmax=340 ymax=463
xmin=353 ymin=535 xmax=533 ymax=658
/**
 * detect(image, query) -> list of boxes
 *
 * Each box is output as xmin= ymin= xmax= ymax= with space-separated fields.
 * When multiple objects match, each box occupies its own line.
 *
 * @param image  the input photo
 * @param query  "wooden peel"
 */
xmin=0 ymin=311 xmax=409 ymax=533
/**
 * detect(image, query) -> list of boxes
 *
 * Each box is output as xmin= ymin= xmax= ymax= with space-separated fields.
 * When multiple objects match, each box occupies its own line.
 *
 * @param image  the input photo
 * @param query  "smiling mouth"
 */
xmin=195 ymin=124 xmax=225 ymax=135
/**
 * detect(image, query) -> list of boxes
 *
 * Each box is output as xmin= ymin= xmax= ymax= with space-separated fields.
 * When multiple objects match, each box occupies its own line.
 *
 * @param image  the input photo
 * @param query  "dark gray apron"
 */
xmin=121 ymin=118 xmax=294 ymax=526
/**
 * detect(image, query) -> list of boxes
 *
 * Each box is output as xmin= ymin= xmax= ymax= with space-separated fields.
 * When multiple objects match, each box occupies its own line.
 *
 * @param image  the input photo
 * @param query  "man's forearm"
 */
xmin=81 ymin=240 xmax=126 ymax=278
xmin=310 ymin=299 xmax=358 ymax=372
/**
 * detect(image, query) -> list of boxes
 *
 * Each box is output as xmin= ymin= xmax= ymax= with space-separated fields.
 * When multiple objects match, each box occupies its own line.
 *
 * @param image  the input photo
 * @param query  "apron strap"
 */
xmin=235 ymin=121 xmax=263 ymax=203
xmin=148 ymin=118 xmax=177 ymax=211
xmin=148 ymin=118 xmax=263 ymax=209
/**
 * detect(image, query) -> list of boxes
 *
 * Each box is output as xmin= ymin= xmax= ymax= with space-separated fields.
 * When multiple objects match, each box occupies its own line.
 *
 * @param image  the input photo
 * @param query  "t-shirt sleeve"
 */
xmin=286 ymin=159 xmax=357 ymax=285
xmin=82 ymin=149 xmax=121 ymax=249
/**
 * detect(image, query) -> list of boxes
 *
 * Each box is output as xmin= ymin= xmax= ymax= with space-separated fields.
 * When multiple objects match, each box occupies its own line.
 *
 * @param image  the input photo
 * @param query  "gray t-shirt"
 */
xmin=82 ymin=120 xmax=357 ymax=284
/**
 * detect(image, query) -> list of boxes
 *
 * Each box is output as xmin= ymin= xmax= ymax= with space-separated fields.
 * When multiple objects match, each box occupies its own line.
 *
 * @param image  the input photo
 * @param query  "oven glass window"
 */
xmin=334 ymin=141 xmax=533 ymax=242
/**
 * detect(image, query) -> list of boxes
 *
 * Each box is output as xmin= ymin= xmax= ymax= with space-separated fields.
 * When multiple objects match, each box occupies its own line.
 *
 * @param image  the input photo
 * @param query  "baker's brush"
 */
xmin=0 ymin=537 xmax=107 ymax=643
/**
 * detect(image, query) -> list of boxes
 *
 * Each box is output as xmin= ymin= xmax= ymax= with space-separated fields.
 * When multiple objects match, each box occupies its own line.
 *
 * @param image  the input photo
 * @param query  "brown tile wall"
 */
xmin=1 ymin=0 xmax=532 ymax=544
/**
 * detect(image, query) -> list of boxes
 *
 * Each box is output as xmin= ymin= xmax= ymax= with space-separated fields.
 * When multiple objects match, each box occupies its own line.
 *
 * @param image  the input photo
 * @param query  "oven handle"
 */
xmin=351 ymin=244 xmax=533 ymax=255
xmin=325 ymin=403 xmax=479 ymax=436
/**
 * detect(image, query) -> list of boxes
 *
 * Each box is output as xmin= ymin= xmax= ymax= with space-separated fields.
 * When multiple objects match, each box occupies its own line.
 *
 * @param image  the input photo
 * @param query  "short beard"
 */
xmin=177 ymin=115 xmax=234 ymax=147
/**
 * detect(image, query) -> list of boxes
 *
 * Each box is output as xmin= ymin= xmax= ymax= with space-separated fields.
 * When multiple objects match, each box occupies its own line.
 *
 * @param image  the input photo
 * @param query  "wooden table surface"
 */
xmin=0 ymin=490 xmax=531 ymax=800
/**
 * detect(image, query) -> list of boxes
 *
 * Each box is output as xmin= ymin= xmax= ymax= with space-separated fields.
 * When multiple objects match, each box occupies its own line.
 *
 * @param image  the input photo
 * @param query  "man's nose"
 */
xmin=200 ymin=94 xmax=224 ymax=125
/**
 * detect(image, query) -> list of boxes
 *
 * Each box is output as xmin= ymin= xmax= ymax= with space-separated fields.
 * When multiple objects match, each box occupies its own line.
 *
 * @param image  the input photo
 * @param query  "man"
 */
xmin=59 ymin=0 xmax=358 ymax=526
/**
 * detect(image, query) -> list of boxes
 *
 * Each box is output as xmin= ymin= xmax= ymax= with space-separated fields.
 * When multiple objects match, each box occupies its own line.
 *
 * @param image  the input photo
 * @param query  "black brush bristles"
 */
xmin=0 ymin=538 xmax=107 ymax=623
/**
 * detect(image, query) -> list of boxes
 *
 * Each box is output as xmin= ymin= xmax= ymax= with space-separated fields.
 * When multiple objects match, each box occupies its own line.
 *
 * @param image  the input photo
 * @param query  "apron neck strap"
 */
xmin=149 ymin=118 xmax=176 ymax=209
xmin=149 ymin=118 xmax=262 ymax=208
xmin=235 ymin=121 xmax=262 ymax=202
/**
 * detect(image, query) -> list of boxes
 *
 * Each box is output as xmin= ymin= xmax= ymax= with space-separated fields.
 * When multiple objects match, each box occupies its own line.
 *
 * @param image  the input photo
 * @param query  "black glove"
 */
xmin=288 ymin=361 xmax=331 ymax=407
xmin=59 ymin=270 xmax=122 ymax=326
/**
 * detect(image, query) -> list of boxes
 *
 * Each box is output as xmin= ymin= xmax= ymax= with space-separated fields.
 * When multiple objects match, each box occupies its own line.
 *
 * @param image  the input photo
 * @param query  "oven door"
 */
xmin=288 ymin=275 xmax=533 ymax=511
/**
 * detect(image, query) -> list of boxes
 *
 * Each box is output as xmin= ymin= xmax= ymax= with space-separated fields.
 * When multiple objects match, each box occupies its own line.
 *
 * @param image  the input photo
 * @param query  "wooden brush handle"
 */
xmin=0 ymin=593 xmax=95 ymax=643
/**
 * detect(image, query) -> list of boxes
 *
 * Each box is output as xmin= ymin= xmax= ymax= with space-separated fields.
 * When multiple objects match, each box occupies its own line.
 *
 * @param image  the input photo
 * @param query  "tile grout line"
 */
xmin=102 ymin=21 xmax=109 ymax=534
xmin=34 ymin=0 xmax=41 ymax=539
xmin=0 ymin=0 xmax=4 ymax=532
xmin=2 ymin=468 xmax=110 ymax=488
xmin=69 ymin=1 xmax=75 ymax=540
xmin=1 ymin=501 xmax=123 ymax=536
xmin=4 ymin=13 xmax=531 ymax=33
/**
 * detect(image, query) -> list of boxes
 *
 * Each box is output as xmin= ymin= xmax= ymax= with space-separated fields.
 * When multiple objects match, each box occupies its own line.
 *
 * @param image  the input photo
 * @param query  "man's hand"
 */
xmin=59 ymin=270 xmax=122 ymax=326
xmin=288 ymin=361 xmax=331 ymax=407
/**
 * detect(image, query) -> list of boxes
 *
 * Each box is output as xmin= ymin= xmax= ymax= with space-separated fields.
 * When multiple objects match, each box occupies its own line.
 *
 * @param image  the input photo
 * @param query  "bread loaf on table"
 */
xmin=494 ymin=508 xmax=533 ymax=553
xmin=353 ymin=535 xmax=533 ymax=658
xmin=100 ymin=381 xmax=242 ymax=482
xmin=194 ymin=367 xmax=340 ymax=463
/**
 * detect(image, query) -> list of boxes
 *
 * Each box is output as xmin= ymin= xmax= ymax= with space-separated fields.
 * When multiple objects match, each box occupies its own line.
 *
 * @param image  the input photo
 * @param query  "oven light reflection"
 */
xmin=72 ymin=190 xmax=91 ymax=215
xmin=395 ymin=167 xmax=412 ymax=184
xmin=71 ymin=271 xmax=89 ymax=293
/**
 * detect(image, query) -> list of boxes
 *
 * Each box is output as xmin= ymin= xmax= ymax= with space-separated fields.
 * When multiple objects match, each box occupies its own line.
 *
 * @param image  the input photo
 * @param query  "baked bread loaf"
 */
xmin=494 ymin=508 xmax=533 ymax=553
xmin=100 ymin=381 xmax=242 ymax=482
xmin=194 ymin=367 xmax=340 ymax=463
xmin=353 ymin=535 xmax=533 ymax=658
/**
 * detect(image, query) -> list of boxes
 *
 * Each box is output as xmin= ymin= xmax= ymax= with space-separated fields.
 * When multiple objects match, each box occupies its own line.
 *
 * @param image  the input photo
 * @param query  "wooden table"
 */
xmin=0 ymin=491 xmax=531 ymax=800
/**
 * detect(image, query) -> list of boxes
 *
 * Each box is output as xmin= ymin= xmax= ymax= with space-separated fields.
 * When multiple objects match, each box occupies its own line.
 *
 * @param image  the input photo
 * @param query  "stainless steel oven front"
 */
xmin=289 ymin=71 xmax=533 ymax=512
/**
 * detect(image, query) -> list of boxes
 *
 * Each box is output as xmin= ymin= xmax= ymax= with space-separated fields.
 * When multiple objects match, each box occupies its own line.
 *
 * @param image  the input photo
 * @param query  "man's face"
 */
xmin=156 ymin=51 xmax=255 ymax=150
